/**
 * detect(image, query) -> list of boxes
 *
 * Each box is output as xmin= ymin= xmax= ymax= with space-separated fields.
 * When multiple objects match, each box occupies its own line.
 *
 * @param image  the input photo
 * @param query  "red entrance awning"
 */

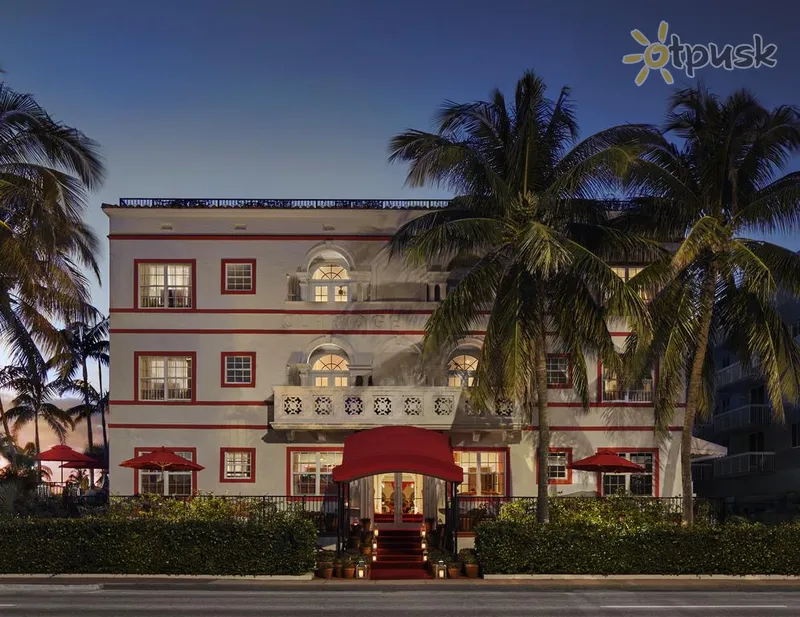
xmin=331 ymin=426 xmax=463 ymax=483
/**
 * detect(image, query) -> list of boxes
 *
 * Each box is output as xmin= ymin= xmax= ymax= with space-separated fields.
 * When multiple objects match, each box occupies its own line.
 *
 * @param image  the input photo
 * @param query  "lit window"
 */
xmin=311 ymin=264 xmax=349 ymax=303
xmin=609 ymin=264 xmax=651 ymax=301
xmin=447 ymin=354 xmax=478 ymax=387
xmin=138 ymin=355 xmax=192 ymax=401
xmin=222 ymin=449 xmax=254 ymax=481
xmin=454 ymin=450 xmax=506 ymax=496
xmin=602 ymin=365 xmax=653 ymax=403
xmin=603 ymin=452 xmax=654 ymax=496
xmin=311 ymin=353 xmax=349 ymax=387
xmin=139 ymin=449 xmax=194 ymax=496
xmin=138 ymin=263 xmax=192 ymax=308
xmin=291 ymin=450 xmax=343 ymax=496
xmin=546 ymin=355 xmax=570 ymax=387
xmin=223 ymin=354 xmax=254 ymax=386
xmin=223 ymin=261 xmax=254 ymax=293
xmin=547 ymin=451 xmax=570 ymax=483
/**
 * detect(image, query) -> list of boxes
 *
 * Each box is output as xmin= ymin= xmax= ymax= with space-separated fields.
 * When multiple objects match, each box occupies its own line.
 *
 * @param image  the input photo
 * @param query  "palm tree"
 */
xmin=619 ymin=86 xmax=800 ymax=524
xmin=53 ymin=316 xmax=109 ymax=454
xmin=4 ymin=357 xmax=74 ymax=459
xmin=0 ymin=81 xmax=105 ymax=372
xmin=60 ymin=380 xmax=107 ymax=452
xmin=388 ymin=70 xmax=653 ymax=523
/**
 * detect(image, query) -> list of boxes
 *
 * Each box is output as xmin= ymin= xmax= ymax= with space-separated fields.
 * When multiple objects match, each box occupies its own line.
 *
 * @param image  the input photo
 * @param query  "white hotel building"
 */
xmin=105 ymin=198 xmax=687 ymax=531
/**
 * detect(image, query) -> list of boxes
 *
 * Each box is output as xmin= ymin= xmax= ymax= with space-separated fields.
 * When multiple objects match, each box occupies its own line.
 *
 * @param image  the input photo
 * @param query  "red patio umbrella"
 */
xmin=120 ymin=448 xmax=204 ymax=496
xmin=37 ymin=445 xmax=98 ymax=485
xmin=60 ymin=459 xmax=106 ymax=470
xmin=571 ymin=452 xmax=645 ymax=497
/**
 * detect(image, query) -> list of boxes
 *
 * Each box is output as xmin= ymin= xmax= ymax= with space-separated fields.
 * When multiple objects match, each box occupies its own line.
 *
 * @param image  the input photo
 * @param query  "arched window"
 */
xmin=311 ymin=264 xmax=350 ymax=303
xmin=447 ymin=353 xmax=479 ymax=387
xmin=311 ymin=352 xmax=350 ymax=387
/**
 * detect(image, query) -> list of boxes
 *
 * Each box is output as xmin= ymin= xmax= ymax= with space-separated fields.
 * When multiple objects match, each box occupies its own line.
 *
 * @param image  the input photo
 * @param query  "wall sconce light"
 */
xmin=356 ymin=559 xmax=369 ymax=579
xmin=435 ymin=560 xmax=447 ymax=579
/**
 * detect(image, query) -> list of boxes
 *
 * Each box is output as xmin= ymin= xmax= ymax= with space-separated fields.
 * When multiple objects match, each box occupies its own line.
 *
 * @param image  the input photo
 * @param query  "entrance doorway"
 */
xmin=373 ymin=472 xmax=423 ymax=527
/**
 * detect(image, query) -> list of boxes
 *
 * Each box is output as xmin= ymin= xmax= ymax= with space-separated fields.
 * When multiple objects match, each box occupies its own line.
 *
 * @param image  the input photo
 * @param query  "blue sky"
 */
xmin=2 ymin=0 xmax=799 ymax=322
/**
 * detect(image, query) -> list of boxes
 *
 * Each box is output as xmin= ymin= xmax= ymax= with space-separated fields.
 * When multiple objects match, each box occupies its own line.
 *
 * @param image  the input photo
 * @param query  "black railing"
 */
xmin=115 ymin=197 xmax=638 ymax=211
xmin=457 ymin=495 xmax=724 ymax=531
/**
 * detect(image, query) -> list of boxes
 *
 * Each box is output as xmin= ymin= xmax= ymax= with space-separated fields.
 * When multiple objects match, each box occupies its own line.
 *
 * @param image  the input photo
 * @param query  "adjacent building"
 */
xmin=105 ymin=198 xmax=687 ymax=532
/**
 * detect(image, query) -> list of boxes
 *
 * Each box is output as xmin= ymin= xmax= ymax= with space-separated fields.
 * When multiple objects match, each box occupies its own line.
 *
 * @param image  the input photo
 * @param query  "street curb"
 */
xmin=0 ymin=585 xmax=102 ymax=592
xmin=483 ymin=574 xmax=800 ymax=580
xmin=0 ymin=574 xmax=314 ymax=581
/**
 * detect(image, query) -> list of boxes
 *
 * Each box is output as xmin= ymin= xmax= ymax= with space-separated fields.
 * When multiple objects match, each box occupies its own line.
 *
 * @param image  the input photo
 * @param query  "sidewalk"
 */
xmin=1 ymin=574 xmax=799 ymax=592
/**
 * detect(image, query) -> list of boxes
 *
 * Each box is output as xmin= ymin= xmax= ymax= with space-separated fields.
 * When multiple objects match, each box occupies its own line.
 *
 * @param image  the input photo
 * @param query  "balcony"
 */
xmin=601 ymin=378 xmax=654 ymax=403
xmin=715 ymin=361 xmax=762 ymax=388
xmin=272 ymin=386 xmax=520 ymax=430
xmin=691 ymin=461 xmax=713 ymax=483
xmin=712 ymin=452 xmax=775 ymax=478
xmin=712 ymin=404 xmax=771 ymax=433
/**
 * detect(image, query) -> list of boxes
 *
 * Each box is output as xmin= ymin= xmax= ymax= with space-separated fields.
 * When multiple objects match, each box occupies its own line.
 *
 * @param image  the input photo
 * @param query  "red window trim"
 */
xmin=221 ymin=259 xmax=257 ymax=295
xmin=220 ymin=352 xmax=256 ymax=388
xmin=596 ymin=447 xmax=660 ymax=497
xmin=133 ymin=351 xmax=197 ymax=404
xmin=133 ymin=259 xmax=197 ymax=312
xmin=219 ymin=447 xmax=256 ymax=483
xmin=546 ymin=353 xmax=573 ymax=389
xmin=535 ymin=447 xmax=573 ymax=485
xmin=452 ymin=446 xmax=511 ymax=498
xmin=596 ymin=359 xmax=659 ymax=405
xmin=132 ymin=446 xmax=198 ymax=495
xmin=285 ymin=446 xmax=344 ymax=501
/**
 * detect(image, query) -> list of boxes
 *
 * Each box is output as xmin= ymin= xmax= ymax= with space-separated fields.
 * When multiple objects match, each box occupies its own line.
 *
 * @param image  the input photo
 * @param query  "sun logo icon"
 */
xmin=623 ymin=21 xmax=675 ymax=86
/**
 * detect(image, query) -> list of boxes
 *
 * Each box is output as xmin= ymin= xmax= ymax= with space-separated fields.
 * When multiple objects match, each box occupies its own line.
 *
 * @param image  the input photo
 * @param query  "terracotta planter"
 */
xmin=464 ymin=563 xmax=479 ymax=578
xmin=334 ymin=565 xmax=343 ymax=578
xmin=447 ymin=566 xmax=461 ymax=579
xmin=343 ymin=566 xmax=356 ymax=579
xmin=321 ymin=567 xmax=334 ymax=580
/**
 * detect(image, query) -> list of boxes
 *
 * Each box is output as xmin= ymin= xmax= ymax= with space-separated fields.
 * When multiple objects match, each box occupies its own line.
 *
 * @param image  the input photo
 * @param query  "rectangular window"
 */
xmin=138 ymin=262 xmax=193 ymax=308
xmin=138 ymin=449 xmax=194 ymax=496
xmin=290 ymin=450 xmax=343 ymax=496
xmin=749 ymin=431 xmax=765 ymax=452
xmin=602 ymin=365 xmax=654 ymax=403
xmin=546 ymin=355 xmax=570 ymax=388
xmin=602 ymin=451 xmax=655 ymax=496
xmin=312 ymin=284 xmax=348 ymax=303
xmin=609 ymin=265 xmax=651 ymax=301
xmin=792 ymin=423 xmax=800 ymax=448
xmin=546 ymin=450 xmax=572 ymax=484
xmin=222 ymin=260 xmax=255 ymax=294
xmin=138 ymin=354 xmax=193 ymax=401
xmin=221 ymin=448 xmax=255 ymax=482
xmin=221 ymin=353 xmax=255 ymax=387
xmin=453 ymin=450 xmax=507 ymax=496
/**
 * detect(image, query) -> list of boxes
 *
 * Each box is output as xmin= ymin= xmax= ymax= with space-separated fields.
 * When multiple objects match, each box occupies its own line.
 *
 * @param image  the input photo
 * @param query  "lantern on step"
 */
xmin=423 ymin=551 xmax=428 ymax=563
xmin=435 ymin=560 xmax=447 ymax=579
xmin=356 ymin=558 xmax=369 ymax=579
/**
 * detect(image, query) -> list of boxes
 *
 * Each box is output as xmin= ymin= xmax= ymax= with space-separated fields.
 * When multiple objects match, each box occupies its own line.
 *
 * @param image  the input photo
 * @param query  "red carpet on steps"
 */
xmin=370 ymin=528 xmax=432 ymax=580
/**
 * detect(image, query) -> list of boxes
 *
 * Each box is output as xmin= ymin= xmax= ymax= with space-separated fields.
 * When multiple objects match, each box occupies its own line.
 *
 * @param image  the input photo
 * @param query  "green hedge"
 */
xmin=0 ymin=516 xmax=317 ymax=575
xmin=475 ymin=521 xmax=800 ymax=575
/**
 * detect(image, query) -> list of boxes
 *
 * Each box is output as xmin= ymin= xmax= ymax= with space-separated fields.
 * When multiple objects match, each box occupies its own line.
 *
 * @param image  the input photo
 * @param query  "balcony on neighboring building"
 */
xmin=712 ymin=452 xmax=775 ymax=478
xmin=271 ymin=386 xmax=520 ymax=430
xmin=691 ymin=461 xmax=713 ymax=484
xmin=712 ymin=404 xmax=771 ymax=433
xmin=715 ymin=361 xmax=762 ymax=388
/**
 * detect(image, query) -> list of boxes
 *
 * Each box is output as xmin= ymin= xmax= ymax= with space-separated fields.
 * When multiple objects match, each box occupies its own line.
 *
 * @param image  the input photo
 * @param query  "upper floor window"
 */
xmin=546 ymin=355 xmax=571 ymax=388
xmin=222 ymin=260 xmax=255 ymax=294
xmin=221 ymin=352 xmax=255 ymax=387
xmin=138 ymin=262 xmax=193 ymax=309
xmin=221 ymin=448 xmax=255 ymax=482
xmin=138 ymin=354 xmax=193 ymax=401
xmin=311 ymin=352 xmax=349 ymax=387
xmin=311 ymin=264 xmax=349 ymax=303
xmin=610 ymin=264 xmax=651 ymax=301
xmin=447 ymin=354 xmax=479 ymax=387
xmin=602 ymin=365 xmax=653 ymax=403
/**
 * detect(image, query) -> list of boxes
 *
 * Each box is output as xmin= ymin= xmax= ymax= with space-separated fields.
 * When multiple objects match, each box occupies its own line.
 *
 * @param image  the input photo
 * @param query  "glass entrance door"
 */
xmin=373 ymin=472 xmax=423 ymax=527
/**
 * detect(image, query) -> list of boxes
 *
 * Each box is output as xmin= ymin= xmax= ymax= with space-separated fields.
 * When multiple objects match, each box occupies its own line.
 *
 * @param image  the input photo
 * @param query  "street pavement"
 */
xmin=0 ymin=587 xmax=798 ymax=616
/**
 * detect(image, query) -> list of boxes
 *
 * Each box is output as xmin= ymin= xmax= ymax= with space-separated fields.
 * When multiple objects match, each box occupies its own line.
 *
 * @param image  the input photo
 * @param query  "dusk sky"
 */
xmin=2 ymin=0 xmax=799 ymax=403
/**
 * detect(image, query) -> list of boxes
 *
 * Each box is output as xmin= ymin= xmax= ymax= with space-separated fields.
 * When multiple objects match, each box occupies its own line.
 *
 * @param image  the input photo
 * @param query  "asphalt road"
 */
xmin=0 ymin=588 xmax=798 ymax=616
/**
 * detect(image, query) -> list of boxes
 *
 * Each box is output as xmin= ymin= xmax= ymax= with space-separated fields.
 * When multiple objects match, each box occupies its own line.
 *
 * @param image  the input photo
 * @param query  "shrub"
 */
xmin=0 ymin=516 xmax=317 ymax=575
xmin=475 ymin=520 xmax=800 ymax=575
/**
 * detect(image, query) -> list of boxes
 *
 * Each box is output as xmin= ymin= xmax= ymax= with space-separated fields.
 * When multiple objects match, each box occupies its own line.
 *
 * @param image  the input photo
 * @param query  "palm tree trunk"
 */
xmin=98 ymin=362 xmax=108 ymax=452
xmin=0 ymin=398 xmax=12 ymax=443
xmin=34 ymin=407 xmax=41 ymax=473
xmin=681 ymin=267 xmax=717 ymax=526
xmin=82 ymin=359 xmax=94 ymax=485
xmin=534 ymin=334 xmax=551 ymax=524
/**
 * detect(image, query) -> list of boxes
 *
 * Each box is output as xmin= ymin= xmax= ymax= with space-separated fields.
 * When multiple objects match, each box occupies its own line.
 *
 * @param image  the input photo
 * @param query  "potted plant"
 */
xmin=426 ymin=548 xmax=442 ymax=573
xmin=342 ymin=551 xmax=357 ymax=578
xmin=447 ymin=555 xmax=462 ymax=579
xmin=316 ymin=550 xmax=335 ymax=579
xmin=360 ymin=517 xmax=372 ymax=532
xmin=459 ymin=548 xmax=479 ymax=578
xmin=360 ymin=530 xmax=374 ymax=555
xmin=333 ymin=556 xmax=343 ymax=578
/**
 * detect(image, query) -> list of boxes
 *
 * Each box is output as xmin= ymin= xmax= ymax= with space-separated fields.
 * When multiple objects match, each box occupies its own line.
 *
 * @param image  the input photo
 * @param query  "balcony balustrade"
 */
xmin=715 ymin=361 xmax=762 ymax=388
xmin=712 ymin=452 xmax=775 ymax=477
xmin=712 ymin=404 xmax=771 ymax=433
xmin=272 ymin=386 xmax=520 ymax=429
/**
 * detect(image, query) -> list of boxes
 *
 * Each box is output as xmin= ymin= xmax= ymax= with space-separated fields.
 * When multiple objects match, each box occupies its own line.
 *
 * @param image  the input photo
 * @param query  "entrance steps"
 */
xmin=371 ymin=529 xmax=430 ymax=580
